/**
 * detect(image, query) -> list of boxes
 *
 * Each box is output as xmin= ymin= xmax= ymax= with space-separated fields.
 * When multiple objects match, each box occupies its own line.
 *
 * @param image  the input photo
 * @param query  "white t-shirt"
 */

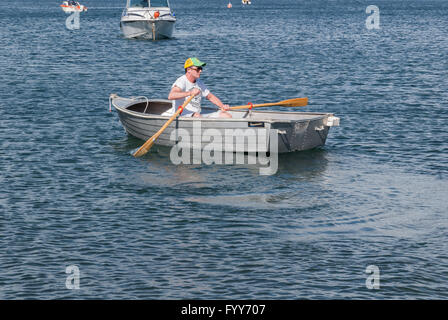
xmin=162 ymin=75 xmax=210 ymax=117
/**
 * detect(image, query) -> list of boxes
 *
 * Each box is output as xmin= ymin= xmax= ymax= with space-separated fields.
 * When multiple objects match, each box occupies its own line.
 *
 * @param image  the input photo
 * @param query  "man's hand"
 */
xmin=189 ymin=88 xmax=201 ymax=97
xmin=220 ymin=104 xmax=230 ymax=111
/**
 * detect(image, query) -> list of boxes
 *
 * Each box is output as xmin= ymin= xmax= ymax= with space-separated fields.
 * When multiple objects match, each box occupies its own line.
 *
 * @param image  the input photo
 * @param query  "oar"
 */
xmin=229 ymin=97 xmax=308 ymax=110
xmin=133 ymin=95 xmax=195 ymax=158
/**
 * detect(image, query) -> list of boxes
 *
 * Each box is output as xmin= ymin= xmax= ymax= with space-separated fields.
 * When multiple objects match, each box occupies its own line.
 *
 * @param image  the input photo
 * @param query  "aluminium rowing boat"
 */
xmin=110 ymin=94 xmax=340 ymax=153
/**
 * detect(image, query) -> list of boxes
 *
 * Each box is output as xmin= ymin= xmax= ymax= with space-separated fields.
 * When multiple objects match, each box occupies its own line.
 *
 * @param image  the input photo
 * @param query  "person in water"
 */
xmin=165 ymin=57 xmax=232 ymax=118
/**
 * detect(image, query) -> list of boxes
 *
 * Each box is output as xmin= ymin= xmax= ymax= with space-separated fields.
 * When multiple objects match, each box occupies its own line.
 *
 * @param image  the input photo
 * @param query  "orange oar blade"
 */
xmin=277 ymin=97 xmax=308 ymax=107
xmin=229 ymin=97 xmax=308 ymax=110
xmin=133 ymin=138 xmax=156 ymax=157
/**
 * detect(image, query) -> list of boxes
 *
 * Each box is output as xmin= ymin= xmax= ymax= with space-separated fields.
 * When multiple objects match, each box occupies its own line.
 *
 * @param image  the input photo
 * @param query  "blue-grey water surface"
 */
xmin=0 ymin=0 xmax=447 ymax=299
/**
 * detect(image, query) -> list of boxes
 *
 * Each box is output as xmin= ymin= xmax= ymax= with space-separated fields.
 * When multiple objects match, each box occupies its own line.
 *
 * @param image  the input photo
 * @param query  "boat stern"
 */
xmin=271 ymin=114 xmax=340 ymax=152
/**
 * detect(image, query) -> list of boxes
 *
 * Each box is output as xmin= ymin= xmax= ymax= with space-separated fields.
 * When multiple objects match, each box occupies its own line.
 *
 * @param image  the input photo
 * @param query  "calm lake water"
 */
xmin=0 ymin=0 xmax=447 ymax=299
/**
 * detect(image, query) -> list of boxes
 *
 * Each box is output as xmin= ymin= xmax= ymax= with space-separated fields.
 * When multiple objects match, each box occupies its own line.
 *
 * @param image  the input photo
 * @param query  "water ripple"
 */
xmin=1 ymin=0 xmax=447 ymax=299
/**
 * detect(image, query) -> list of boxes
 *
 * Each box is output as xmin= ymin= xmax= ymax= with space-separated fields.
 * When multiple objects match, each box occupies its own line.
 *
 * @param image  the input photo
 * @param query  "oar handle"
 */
xmin=133 ymin=95 xmax=195 ymax=157
xmin=152 ymin=95 xmax=193 ymax=138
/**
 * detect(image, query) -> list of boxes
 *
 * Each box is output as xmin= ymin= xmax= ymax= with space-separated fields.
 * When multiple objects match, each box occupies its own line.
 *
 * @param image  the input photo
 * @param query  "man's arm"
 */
xmin=206 ymin=93 xmax=230 ymax=111
xmin=168 ymin=86 xmax=200 ymax=100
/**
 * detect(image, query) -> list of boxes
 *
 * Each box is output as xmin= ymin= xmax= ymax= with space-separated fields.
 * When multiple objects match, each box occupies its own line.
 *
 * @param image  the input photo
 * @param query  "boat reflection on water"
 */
xmin=276 ymin=149 xmax=330 ymax=178
xmin=115 ymin=135 xmax=330 ymax=179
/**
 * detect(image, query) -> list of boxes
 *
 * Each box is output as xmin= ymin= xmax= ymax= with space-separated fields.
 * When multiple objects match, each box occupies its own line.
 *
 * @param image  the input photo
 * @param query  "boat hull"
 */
xmin=120 ymin=6 xmax=176 ymax=40
xmin=61 ymin=5 xmax=87 ymax=13
xmin=120 ymin=19 xmax=175 ymax=39
xmin=111 ymin=96 xmax=339 ymax=154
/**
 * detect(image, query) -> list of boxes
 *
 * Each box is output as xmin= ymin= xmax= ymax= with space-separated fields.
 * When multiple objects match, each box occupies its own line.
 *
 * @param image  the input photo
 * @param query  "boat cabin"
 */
xmin=126 ymin=0 xmax=171 ymax=8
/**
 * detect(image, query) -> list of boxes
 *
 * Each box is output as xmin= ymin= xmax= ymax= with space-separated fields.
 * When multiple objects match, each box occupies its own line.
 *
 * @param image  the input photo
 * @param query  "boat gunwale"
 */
xmin=125 ymin=7 xmax=172 ymax=10
xmin=121 ymin=17 xmax=176 ymax=23
xmin=112 ymin=96 xmax=334 ymax=124
xmin=122 ymin=4 xmax=176 ymax=22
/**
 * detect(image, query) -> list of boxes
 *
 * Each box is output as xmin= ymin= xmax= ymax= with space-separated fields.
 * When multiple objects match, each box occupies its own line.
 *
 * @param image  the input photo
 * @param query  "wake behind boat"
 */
xmin=110 ymin=94 xmax=340 ymax=153
xmin=120 ymin=0 xmax=176 ymax=40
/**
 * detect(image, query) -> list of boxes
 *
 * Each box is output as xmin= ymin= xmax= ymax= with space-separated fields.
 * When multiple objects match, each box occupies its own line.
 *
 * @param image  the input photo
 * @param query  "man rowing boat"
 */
xmin=164 ymin=57 xmax=232 ymax=118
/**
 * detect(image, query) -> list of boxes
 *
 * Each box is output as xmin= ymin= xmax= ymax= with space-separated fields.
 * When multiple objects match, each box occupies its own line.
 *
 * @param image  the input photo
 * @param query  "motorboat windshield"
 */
xmin=127 ymin=0 xmax=170 ymax=8
xmin=150 ymin=0 xmax=170 ymax=7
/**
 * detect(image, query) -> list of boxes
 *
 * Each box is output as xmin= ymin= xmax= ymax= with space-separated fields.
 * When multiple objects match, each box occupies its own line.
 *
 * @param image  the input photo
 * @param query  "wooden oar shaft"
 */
xmin=133 ymin=95 xmax=195 ymax=157
xmin=230 ymin=103 xmax=277 ymax=110
xmin=230 ymin=102 xmax=276 ymax=110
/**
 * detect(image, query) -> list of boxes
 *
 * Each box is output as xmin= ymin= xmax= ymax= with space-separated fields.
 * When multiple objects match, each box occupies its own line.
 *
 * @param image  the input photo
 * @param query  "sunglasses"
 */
xmin=190 ymin=67 xmax=203 ymax=71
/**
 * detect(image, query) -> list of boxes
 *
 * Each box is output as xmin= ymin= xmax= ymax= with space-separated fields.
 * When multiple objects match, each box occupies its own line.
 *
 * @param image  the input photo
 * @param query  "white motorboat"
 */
xmin=60 ymin=1 xmax=87 ymax=13
xmin=242 ymin=0 xmax=252 ymax=5
xmin=120 ymin=0 xmax=176 ymax=40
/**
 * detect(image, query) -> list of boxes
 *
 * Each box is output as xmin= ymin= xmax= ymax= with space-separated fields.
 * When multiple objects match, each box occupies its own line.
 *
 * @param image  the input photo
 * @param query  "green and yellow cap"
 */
xmin=184 ymin=57 xmax=206 ymax=69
